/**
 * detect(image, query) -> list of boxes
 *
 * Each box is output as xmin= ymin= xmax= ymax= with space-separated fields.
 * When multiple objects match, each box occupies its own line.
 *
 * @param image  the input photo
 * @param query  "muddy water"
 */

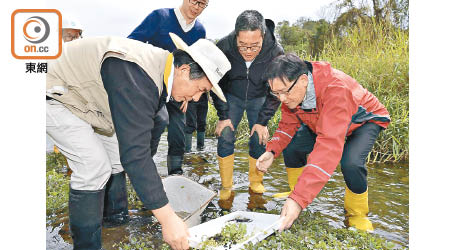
xmin=47 ymin=132 xmax=409 ymax=249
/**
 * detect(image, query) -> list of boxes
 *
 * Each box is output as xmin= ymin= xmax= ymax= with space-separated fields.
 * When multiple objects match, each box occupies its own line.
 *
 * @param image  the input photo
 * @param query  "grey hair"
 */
xmin=235 ymin=10 xmax=266 ymax=36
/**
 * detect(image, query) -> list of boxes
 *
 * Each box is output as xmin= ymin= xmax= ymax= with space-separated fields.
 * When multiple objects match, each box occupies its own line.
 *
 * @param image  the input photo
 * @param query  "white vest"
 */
xmin=46 ymin=36 xmax=170 ymax=135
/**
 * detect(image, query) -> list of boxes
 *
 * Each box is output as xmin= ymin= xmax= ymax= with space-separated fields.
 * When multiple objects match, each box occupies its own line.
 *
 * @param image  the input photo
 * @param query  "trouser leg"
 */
xmin=196 ymin=94 xmax=208 ymax=150
xmin=340 ymin=122 xmax=382 ymax=194
xmin=46 ymin=99 xmax=112 ymax=191
xmin=246 ymin=96 xmax=267 ymax=159
xmin=282 ymin=124 xmax=316 ymax=168
xmin=341 ymin=122 xmax=382 ymax=232
xmin=185 ymin=101 xmax=197 ymax=153
xmin=217 ymin=94 xmax=245 ymax=201
xmin=217 ymin=94 xmax=244 ymax=158
xmin=151 ymin=105 xmax=169 ymax=157
xmin=167 ymin=100 xmax=186 ymax=174
xmin=47 ymin=100 xmax=112 ymax=249
xmin=167 ymin=100 xmax=186 ymax=156
xmin=245 ymin=96 xmax=267 ymax=193
xmin=94 ymin=133 xmax=129 ymax=227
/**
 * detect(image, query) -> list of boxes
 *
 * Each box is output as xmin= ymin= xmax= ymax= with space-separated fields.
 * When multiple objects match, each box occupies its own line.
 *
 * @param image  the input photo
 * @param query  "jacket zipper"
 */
xmin=245 ymin=67 xmax=250 ymax=102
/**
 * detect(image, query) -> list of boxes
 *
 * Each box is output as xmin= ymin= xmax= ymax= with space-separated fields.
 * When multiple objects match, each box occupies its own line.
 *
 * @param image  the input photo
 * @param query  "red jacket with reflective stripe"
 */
xmin=266 ymin=61 xmax=390 ymax=209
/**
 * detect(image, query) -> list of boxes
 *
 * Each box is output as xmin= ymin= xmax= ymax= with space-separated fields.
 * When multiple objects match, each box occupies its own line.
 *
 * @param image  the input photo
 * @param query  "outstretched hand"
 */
xmin=256 ymin=151 xmax=274 ymax=173
xmin=278 ymin=198 xmax=303 ymax=232
xmin=153 ymin=204 xmax=190 ymax=250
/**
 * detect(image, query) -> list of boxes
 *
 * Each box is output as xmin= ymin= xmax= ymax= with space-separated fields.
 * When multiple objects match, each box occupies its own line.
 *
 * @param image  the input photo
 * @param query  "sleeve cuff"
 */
xmin=143 ymin=197 xmax=169 ymax=211
xmin=288 ymin=192 xmax=307 ymax=210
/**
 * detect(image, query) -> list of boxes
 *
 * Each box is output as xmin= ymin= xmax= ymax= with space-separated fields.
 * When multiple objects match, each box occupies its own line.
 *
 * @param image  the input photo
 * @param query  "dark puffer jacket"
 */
xmin=211 ymin=19 xmax=284 ymax=126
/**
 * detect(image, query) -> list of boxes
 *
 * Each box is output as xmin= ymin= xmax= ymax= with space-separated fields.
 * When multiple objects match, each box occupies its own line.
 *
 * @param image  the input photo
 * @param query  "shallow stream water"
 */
xmin=46 ymin=132 xmax=409 ymax=249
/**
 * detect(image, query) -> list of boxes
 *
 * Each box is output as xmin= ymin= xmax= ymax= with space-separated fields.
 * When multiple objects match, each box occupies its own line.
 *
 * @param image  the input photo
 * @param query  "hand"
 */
xmin=256 ymin=151 xmax=274 ymax=173
xmin=153 ymin=204 xmax=190 ymax=250
xmin=179 ymin=100 xmax=189 ymax=113
xmin=250 ymin=124 xmax=269 ymax=145
xmin=215 ymin=119 xmax=234 ymax=137
xmin=279 ymin=198 xmax=303 ymax=232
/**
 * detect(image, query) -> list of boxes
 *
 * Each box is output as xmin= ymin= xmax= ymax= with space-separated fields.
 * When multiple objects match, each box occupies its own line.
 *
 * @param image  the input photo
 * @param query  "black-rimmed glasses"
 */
xmin=237 ymin=45 xmax=262 ymax=52
xmin=269 ymin=75 xmax=301 ymax=97
xmin=189 ymin=0 xmax=208 ymax=9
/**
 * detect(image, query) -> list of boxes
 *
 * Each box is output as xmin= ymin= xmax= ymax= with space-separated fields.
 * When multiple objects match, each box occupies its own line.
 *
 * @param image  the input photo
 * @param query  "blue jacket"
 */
xmin=128 ymin=8 xmax=206 ymax=52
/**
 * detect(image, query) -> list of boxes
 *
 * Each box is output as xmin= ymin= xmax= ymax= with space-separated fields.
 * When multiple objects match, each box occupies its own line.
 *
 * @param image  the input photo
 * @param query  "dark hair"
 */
xmin=173 ymin=49 xmax=206 ymax=80
xmin=263 ymin=53 xmax=310 ymax=85
xmin=235 ymin=10 xmax=266 ymax=36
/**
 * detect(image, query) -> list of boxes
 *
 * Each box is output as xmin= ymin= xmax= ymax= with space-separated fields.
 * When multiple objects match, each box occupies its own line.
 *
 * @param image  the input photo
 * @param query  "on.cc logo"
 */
xmin=23 ymin=16 xmax=50 ymax=44
xmin=11 ymin=9 xmax=61 ymax=60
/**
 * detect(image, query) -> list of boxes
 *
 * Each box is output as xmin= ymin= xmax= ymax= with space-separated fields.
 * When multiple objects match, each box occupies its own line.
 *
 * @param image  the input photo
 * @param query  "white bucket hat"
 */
xmin=169 ymin=32 xmax=231 ymax=102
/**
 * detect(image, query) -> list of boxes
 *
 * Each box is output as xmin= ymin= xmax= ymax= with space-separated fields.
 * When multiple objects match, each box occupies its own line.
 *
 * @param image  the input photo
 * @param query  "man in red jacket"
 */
xmin=256 ymin=54 xmax=390 ymax=232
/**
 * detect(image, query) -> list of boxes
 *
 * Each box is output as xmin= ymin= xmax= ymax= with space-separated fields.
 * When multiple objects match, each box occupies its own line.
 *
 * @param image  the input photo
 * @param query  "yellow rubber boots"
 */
xmin=218 ymin=154 xmax=234 ymax=200
xmin=344 ymin=186 xmax=374 ymax=232
xmin=248 ymin=156 xmax=265 ymax=193
xmin=272 ymin=167 xmax=304 ymax=198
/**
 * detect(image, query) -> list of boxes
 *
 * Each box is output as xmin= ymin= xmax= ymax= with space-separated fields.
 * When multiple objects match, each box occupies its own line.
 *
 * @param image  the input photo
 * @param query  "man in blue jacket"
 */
xmin=128 ymin=0 xmax=209 ymax=175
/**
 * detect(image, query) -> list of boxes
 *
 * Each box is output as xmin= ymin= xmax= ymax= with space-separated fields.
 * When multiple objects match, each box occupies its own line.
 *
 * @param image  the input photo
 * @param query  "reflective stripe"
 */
xmin=305 ymin=164 xmax=331 ymax=177
xmin=275 ymin=130 xmax=292 ymax=139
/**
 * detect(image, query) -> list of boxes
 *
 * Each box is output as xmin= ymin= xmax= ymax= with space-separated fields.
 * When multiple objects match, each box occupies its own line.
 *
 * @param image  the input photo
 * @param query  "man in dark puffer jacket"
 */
xmin=210 ymin=10 xmax=284 ymax=204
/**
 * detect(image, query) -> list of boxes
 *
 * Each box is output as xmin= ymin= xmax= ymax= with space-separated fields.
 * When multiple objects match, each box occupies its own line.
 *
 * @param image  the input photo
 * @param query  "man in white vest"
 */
xmin=46 ymin=33 xmax=230 ymax=250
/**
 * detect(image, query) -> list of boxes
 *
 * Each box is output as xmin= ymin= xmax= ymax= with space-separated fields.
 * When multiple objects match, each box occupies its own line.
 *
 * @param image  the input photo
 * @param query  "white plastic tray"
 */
xmin=162 ymin=176 xmax=216 ymax=227
xmin=188 ymin=211 xmax=282 ymax=249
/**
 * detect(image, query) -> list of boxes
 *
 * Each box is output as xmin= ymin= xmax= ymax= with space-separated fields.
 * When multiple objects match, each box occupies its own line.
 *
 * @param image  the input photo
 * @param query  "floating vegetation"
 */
xmin=198 ymin=222 xmax=250 ymax=250
xmin=244 ymin=210 xmax=404 ymax=250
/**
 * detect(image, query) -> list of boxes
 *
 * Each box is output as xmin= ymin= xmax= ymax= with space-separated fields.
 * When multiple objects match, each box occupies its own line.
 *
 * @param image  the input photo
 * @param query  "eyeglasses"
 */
xmin=269 ymin=75 xmax=301 ymax=97
xmin=189 ymin=0 xmax=208 ymax=9
xmin=237 ymin=45 xmax=261 ymax=52
xmin=63 ymin=34 xmax=81 ymax=42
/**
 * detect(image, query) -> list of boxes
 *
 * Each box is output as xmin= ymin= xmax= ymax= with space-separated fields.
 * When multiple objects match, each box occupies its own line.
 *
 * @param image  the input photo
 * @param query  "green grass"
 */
xmin=245 ymin=210 xmax=402 ymax=250
xmin=318 ymin=20 xmax=409 ymax=163
xmin=46 ymin=167 xmax=69 ymax=214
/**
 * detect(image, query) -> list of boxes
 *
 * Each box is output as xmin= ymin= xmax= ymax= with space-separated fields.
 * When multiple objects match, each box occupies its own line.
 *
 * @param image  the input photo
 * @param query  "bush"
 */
xmin=318 ymin=19 xmax=409 ymax=162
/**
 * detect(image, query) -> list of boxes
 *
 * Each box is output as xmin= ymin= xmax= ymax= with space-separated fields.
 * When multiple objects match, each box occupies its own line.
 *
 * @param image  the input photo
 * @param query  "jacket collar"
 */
xmin=300 ymin=72 xmax=316 ymax=110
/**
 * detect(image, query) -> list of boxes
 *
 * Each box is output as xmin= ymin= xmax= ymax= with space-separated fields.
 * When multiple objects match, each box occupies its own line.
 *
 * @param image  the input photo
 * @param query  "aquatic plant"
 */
xmin=198 ymin=222 xmax=249 ymax=249
xmin=46 ymin=168 xmax=69 ymax=214
xmin=244 ymin=210 xmax=403 ymax=250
